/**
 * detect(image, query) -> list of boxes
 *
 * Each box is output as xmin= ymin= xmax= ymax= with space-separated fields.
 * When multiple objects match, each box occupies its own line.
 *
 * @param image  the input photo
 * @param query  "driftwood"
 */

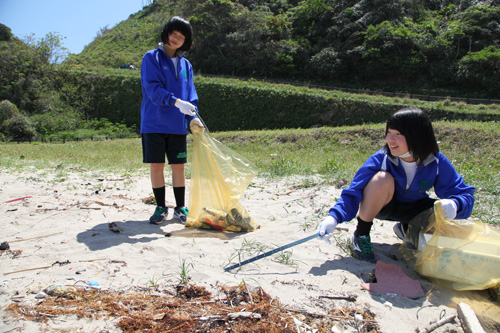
xmin=319 ymin=294 xmax=357 ymax=302
xmin=227 ymin=311 xmax=262 ymax=320
xmin=416 ymin=314 xmax=456 ymax=333
xmin=4 ymin=265 xmax=52 ymax=275
xmin=9 ymin=232 xmax=63 ymax=243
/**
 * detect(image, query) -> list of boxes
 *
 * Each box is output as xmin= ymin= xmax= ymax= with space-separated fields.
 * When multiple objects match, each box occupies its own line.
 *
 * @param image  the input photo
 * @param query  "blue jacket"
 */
xmin=329 ymin=149 xmax=476 ymax=223
xmin=140 ymin=46 xmax=199 ymax=134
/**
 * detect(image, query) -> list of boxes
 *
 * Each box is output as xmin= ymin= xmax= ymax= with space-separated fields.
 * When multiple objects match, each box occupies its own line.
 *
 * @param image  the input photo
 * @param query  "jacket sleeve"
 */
xmin=434 ymin=153 xmax=475 ymax=219
xmin=184 ymin=60 xmax=199 ymax=123
xmin=141 ymin=52 xmax=176 ymax=107
xmin=329 ymin=152 xmax=383 ymax=223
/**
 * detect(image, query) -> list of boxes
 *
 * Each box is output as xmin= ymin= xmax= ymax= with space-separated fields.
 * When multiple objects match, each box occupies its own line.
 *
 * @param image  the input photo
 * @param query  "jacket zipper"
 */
xmin=403 ymin=164 xmax=428 ymax=194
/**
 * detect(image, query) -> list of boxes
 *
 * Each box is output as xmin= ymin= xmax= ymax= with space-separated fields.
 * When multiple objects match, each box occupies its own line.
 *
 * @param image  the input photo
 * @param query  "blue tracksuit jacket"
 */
xmin=140 ymin=46 xmax=198 ymax=134
xmin=329 ymin=149 xmax=476 ymax=223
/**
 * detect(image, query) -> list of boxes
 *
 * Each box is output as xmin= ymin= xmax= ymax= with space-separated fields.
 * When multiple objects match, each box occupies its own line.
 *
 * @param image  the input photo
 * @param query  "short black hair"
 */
xmin=384 ymin=107 xmax=439 ymax=163
xmin=160 ymin=16 xmax=193 ymax=52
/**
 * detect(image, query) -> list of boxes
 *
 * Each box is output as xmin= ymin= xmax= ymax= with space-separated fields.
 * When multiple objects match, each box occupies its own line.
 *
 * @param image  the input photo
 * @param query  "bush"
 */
xmin=2 ymin=113 xmax=36 ymax=141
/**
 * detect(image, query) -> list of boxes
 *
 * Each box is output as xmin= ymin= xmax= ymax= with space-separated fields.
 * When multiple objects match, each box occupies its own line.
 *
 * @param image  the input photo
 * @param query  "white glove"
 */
xmin=190 ymin=118 xmax=204 ymax=132
xmin=440 ymin=199 xmax=458 ymax=219
xmin=175 ymin=99 xmax=196 ymax=116
xmin=317 ymin=216 xmax=338 ymax=244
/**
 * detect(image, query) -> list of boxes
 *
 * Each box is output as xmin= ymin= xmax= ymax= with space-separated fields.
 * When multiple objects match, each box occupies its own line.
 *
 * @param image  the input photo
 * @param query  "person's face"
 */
xmin=386 ymin=128 xmax=410 ymax=157
xmin=167 ymin=30 xmax=185 ymax=49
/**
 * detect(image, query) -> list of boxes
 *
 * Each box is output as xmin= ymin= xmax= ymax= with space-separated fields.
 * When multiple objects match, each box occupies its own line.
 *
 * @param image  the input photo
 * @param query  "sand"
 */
xmin=1 ymin=167 xmax=499 ymax=332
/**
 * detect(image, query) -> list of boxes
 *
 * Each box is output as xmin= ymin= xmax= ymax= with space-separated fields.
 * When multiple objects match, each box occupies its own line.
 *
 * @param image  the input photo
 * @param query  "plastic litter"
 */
xmin=399 ymin=200 xmax=500 ymax=291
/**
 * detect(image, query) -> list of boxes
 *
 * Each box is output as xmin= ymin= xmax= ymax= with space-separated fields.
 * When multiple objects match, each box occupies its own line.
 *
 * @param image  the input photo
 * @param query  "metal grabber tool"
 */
xmin=224 ymin=232 xmax=319 ymax=272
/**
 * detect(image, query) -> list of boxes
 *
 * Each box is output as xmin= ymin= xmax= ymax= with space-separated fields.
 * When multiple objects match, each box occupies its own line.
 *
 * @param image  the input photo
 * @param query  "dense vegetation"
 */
xmin=1 ymin=0 xmax=500 ymax=142
xmin=68 ymin=0 xmax=500 ymax=97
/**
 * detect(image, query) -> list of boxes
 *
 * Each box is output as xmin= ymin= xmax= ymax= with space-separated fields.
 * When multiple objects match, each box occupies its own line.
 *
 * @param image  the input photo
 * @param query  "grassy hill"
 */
xmin=65 ymin=0 xmax=500 ymax=98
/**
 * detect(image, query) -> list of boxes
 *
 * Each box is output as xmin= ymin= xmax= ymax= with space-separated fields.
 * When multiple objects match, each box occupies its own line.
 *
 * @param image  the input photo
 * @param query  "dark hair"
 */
xmin=384 ymin=107 xmax=439 ymax=163
xmin=160 ymin=16 xmax=193 ymax=52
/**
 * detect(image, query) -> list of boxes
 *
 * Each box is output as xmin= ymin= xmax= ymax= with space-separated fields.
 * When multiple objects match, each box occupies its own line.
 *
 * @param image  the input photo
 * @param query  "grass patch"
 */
xmin=1 ymin=121 xmax=498 ymax=225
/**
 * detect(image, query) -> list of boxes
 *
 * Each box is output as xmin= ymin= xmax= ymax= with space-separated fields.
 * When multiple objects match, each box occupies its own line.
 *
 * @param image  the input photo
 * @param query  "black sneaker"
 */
xmin=393 ymin=222 xmax=407 ymax=241
xmin=149 ymin=206 xmax=168 ymax=224
xmin=173 ymin=206 xmax=188 ymax=224
xmin=351 ymin=233 xmax=376 ymax=263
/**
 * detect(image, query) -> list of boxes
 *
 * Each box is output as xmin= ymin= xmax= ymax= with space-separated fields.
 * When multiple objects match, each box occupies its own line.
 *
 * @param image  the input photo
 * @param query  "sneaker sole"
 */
xmin=393 ymin=223 xmax=406 ymax=241
xmin=173 ymin=215 xmax=186 ymax=223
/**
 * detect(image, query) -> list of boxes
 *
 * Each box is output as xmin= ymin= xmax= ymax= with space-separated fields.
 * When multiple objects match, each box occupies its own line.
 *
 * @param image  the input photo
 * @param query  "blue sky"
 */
xmin=0 ymin=0 xmax=146 ymax=54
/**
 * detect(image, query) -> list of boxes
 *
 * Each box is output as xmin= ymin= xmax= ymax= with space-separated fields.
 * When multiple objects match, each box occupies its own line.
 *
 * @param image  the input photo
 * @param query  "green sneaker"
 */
xmin=173 ymin=206 xmax=188 ymax=224
xmin=149 ymin=206 xmax=168 ymax=224
xmin=351 ymin=233 xmax=376 ymax=263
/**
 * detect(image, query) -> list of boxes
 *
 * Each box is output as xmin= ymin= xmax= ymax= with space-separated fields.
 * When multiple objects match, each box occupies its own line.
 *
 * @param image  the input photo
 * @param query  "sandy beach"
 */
xmin=1 ymin=168 xmax=499 ymax=332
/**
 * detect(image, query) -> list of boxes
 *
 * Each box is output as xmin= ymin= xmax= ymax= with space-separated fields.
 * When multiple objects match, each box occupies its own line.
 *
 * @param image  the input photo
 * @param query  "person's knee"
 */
xmin=150 ymin=163 xmax=164 ymax=172
xmin=372 ymin=171 xmax=394 ymax=188
xmin=365 ymin=171 xmax=394 ymax=197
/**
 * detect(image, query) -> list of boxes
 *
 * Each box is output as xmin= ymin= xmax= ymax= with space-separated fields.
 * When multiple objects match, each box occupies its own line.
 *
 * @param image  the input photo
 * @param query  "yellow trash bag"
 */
xmin=400 ymin=200 xmax=500 ymax=291
xmin=186 ymin=128 xmax=260 ymax=232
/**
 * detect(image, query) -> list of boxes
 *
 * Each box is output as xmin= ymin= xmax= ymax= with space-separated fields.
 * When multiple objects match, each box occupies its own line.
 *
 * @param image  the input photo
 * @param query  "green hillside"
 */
xmin=65 ymin=0 xmax=500 ymax=98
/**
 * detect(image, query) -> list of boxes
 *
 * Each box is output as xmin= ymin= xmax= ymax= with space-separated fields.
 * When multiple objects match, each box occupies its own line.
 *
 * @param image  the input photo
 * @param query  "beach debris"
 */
xmin=0 ymin=241 xmax=10 ymax=250
xmin=4 ymin=265 xmax=52 ymax=275
xmin=416 ymin=314 xmax=456 ymax=333
xmin=52 ymin=260 xmax=71 ymax=266
xmin=35 ymin=292 xmax=47 ymax=299
xmin=361 ymin=261 xmax=424 ymax=299
xmin=7 ymin=283 xmax=380 ymax=332
xmin=319 ymin=293 xmax=357 ymax=302
xmin=457 ymin=302 xmax=486 ymax=333
xmin=9 ymin=232 xmax=63 ymax=243
xmin=227 ymin=311 xmax=262 ymax=320
xmin=142 ymin=195 xmax=156 ymax=205
xmin=108 ymin=222 xmax=122 ymax=233
xmin=5 ymin=196 xmax=32 ymax=203
xmin=88 ymin=280 xmax=100 ymax=287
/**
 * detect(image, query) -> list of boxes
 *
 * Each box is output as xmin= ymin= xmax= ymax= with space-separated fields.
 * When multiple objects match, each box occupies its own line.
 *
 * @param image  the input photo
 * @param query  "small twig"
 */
xmin=9 ymin=232 xmax=63 ymax=243
xmin=79 ymin=258 xmax=107 ymax=262
xmin=4 ymin=265 xmax=52 ymax=275
xmin=186 ymin=300 xmax=217 ymax=304
xmin=416 ymin=314 xmax=456 ymax=333
xmin=242 ymin=279 xmax=254 ymax=304
xmin=319 ymin=294 xmax=357 ymax=302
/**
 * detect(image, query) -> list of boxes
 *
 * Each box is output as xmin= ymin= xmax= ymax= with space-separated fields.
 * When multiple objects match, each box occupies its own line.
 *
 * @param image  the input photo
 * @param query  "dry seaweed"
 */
xmin=7 ymin=283 xmax=380 ymax=332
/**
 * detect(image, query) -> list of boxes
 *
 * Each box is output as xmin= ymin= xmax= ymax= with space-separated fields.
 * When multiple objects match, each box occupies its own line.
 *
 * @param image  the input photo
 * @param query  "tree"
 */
xmin=456 ymin=45 xmax=500 ymax=96
xmin=0 ymin=24 xmax=13 ymax=42
xmin=0 ymin=100 xmax=35 ymax=141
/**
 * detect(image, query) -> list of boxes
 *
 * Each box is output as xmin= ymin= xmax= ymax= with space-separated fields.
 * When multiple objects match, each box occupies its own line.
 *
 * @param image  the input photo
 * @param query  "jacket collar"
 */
xmin=387 ymin=153 xmax=436 ymax=167
xmin=158 ymin=43 xmax=186 ymax=58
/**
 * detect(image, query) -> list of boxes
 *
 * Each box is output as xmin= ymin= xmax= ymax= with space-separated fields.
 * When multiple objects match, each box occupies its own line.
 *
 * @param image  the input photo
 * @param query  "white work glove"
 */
xmin=190 ymin=118 xmax=204 ymax=132
xmin=175 ymin=98 xmax=196 ymax=116
xmin=440 ymin=199 xmax=458 ymax=219
xmin=317 ymin=215 xmax=338 ymax=244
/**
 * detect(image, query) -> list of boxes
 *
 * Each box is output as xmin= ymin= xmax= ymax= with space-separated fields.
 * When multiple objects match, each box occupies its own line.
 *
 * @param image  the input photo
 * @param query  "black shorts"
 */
xmin=376 ymin=197 xmax=436 ymax=225
xmin=141 ymin=133 xmax=187 ymax=164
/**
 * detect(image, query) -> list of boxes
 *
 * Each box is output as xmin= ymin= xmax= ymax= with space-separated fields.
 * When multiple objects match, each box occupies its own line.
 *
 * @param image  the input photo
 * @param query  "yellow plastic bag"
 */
xmin=400 ymin=201 xmax=500 ymax=291
xmin=186 ymin=128 xmax=260 ymax=232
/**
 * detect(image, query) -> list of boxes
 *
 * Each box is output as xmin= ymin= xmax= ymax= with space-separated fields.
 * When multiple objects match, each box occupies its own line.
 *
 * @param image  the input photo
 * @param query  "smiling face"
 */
xmin=386 ymin=128 xmax=410 ymax=158
xmin=168 ymin=30 xmax=185 ymax=49
xmin=163 ymin=30 xmax=186 ymax=57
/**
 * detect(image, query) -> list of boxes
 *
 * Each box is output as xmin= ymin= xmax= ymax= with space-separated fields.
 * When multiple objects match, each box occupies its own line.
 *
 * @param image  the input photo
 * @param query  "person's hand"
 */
xmin=317 ymin=215 xmax=338 ymax=244
xmin=440 ymin=199 xmax=457 ymax=219
xmin=175 ymin=99 xmax=196 ymax=116
xmin=190 ymin=118 xmax=204 ymax=132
